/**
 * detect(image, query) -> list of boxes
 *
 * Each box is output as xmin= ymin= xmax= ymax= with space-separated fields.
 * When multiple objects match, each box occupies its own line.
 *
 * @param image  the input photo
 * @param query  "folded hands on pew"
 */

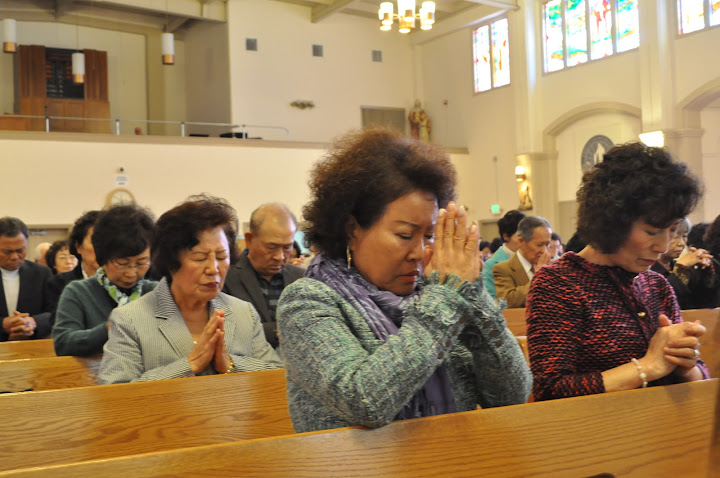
xmin=642 ymin=314 xmax=705 ymax=382
xmin=187 ymin=308 xmax=232 ymax=374
xmin=3 ymin=311 xmax=37 ymax=340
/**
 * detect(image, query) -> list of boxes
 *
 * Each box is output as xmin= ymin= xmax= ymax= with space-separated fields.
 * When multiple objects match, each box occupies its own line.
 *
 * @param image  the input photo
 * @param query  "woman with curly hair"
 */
xmin=277 ymin=128 xmax=531 ymax=433
xmin=527 ymin=143 xmax=710 ymax=401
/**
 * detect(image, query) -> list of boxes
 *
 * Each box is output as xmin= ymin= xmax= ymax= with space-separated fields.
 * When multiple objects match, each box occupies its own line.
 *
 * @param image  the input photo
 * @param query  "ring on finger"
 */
xmin=693 ymin=349 xmax=700 ymax=360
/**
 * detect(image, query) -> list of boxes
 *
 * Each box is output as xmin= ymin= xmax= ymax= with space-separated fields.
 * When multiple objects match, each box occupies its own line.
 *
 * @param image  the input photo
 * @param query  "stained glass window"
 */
xmin=472 ymin=17 xmax=510 ymax=93
xmin=566 ymin=0 xmax=588 ymax=66
xmin=712 ymin=1 xmax=720 ymax=25
xmin=543 ymin=1 xmax=639 ymax=72
xmin=589 ymin=0 xmax=613 ymax=59
xmin=473 ymin=25 xmax=491 ymax=93
xmin=492 ymin=18 xmax=510 ymax=87
xmin=616 ymin=0 xmax=639 ymax=52
xmin=544 ymin=0 xmax=565 ymax=72
xmin=678 ymin=0 xmax=705 ymax=34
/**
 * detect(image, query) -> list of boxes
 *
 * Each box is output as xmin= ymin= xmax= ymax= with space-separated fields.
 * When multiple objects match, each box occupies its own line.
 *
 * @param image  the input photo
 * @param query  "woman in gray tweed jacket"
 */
xmin=277 ymin=129 xmax=532 ymax=433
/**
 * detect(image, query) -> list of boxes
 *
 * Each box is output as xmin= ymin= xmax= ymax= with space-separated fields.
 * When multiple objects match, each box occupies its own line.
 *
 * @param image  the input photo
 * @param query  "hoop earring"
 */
xmin=346 ymin=246 xmax=352 ymax=270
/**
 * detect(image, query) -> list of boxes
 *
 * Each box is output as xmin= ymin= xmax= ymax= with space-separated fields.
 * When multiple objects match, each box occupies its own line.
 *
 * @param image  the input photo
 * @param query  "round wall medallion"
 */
xmin=581 ymin=135 xmax=615 ymax=172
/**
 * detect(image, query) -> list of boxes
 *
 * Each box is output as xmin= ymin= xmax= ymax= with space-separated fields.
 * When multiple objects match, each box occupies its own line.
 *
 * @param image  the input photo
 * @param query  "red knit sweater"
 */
xmin=527 ymin=252 xmax=709 ymax=401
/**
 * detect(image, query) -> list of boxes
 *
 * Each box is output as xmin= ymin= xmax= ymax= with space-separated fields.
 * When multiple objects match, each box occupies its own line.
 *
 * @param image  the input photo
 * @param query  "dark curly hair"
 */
xmin=153 ymin=194 xmax=239 ymax=280
xmin=46 ymin=240 xmax=70 ymax=273
xmin=577 ymin=142 xmax=701 ymax=254
xmin=68 ymin=210 xmax=101 ymax=256
xmin=704 ymin=215 xmax=720 ymax=256
xmin=92 ymin=205 xmax=156 ymax=267
xmin=303 ymin=128 xmax=456 ymax=259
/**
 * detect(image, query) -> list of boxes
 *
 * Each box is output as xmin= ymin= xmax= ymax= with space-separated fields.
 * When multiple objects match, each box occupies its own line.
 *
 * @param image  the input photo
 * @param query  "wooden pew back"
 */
xmin=6 ymin=379 xmax=717 ymax=478
xmin=0 ymin=369 xmax=293 ymax=472
xmin=0 ymin=339 xmax=55 ymax=360
xmin=0 ymin=356 xmax=101 ymax=393
xmin=502 ymin=307 xmax=526 ymax=335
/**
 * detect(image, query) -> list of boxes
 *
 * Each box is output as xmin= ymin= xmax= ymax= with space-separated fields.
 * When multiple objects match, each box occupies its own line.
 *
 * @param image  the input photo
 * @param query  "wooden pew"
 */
xmin=0 ymin=356 xmax=101 ymax=393
xmin=0 ymin=369 xmax=293 ymax=472
xmin=502 ymin=307 xmax=526 ymax=335
xmin=0 ymin=339 xmax=55 ymax=360
xmin=4 ymin=379 xmax=716 ymax=478
xmin=682 ymin=308 xmax=720 ymax=379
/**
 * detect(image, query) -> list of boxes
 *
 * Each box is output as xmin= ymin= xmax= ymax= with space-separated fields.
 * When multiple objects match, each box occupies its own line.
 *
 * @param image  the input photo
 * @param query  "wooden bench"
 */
xmin=4 ymin=379 xmax=716 ymax=477
xmin=502 ymin=307 xmax=526 ymax=336
xmin=0 ymin=356 xmax=102 ymax=393
xmin=0 ymin=368 xmax=293 ymax=472
xmin=0 ymin=339 xmax=56 ymax=360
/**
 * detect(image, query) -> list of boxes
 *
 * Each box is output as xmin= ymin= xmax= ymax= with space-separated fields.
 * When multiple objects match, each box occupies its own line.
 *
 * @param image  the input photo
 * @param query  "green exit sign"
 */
xmin=491 ymin=204 xmax=501 ymax=214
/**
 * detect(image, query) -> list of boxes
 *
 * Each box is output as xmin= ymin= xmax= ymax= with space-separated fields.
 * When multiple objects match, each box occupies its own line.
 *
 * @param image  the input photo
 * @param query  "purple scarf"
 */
xmin=305 ymin=254 xmax=457 ymax=420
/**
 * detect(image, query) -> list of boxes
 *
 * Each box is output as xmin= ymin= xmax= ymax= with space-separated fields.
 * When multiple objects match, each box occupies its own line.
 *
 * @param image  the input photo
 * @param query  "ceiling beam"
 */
xmin=462 ymin=0 xmax=518 ymax=9
xmin=311 ymin=0 xmax=356 ymax=23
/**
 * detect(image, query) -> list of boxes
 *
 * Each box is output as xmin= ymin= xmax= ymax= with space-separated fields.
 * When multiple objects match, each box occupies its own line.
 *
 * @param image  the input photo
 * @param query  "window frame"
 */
xmin=471 ymin=16 xmax=511 ymax=95
xmin=541 ymin=0 xmax=639 ymax=74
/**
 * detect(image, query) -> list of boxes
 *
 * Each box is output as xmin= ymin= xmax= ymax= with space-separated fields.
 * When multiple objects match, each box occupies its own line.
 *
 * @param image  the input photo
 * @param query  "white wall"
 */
xmin=225 ymin=0 xmax=415 ymax=143
xmin=0 ymin=132 xmax=470 ymax=228
xmin=701 ymin=107 xmax=720 ymax=223
xmin=674 ymin=26 xmax=720 ymax=104
xmin=0 ymin=21 xmax=148 ymax=126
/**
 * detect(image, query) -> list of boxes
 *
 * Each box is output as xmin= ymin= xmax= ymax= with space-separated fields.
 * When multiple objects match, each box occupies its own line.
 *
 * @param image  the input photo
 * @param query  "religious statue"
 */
xmin=408 ymin=99 xmax=430 ymax=142
xmin=518 ymin=180 xmax=533 ymax=211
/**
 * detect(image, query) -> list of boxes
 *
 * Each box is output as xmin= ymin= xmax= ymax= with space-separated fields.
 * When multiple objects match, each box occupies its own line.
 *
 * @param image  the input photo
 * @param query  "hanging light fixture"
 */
xmin=2 ymin=18 xmax=17 ymax=53
xmin=378 ymin=1 xmax=435 ymax=33
xmin=162 ymin=0 xmax=174 ymax=65
xmin=72 ymin=15 xmax=84 ymax=84
xmin=162 ymin=31 xmax=175 ymax=65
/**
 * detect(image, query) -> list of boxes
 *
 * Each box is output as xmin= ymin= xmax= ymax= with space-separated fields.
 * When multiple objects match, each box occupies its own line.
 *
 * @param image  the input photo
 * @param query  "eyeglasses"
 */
xmin=110 ymin=258 xmax=151 ymax=272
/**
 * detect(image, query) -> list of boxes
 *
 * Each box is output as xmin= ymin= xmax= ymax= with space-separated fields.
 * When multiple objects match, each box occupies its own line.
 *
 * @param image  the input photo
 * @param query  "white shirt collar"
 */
xmin=516 ymin=250 xmax=534 ymax=280
xmin=0 ymin=267 xmax=20 ymax=279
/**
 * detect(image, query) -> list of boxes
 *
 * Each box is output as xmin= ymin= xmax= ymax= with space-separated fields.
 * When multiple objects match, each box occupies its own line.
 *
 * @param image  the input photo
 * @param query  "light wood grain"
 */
xmin=0 ymin=339 xmax=56 ymax=360
xmin=0 ymin=356 xmax=101 ymax=393
xmin=3 ymin=379 xmax=716 ymax=478
xmin=0 ymin=369 xmax=292 ymax=472
xmin=503 ymin=307 xmax=527 ymax=335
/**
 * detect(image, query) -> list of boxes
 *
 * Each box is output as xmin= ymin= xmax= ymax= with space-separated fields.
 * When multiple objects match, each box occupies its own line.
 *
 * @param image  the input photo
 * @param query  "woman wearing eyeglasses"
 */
xmin=53 ymin=205 xmax=157 ymax=356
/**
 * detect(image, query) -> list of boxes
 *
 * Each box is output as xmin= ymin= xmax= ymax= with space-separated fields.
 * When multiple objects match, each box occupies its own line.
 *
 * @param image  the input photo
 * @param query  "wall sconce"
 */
xmin=639 ymin=131 xmax=664 ymax=147
xmin=290 ymin=100 xmax=315 ymax=110
xmin=515 ymin=165 xmax=527 ymax=182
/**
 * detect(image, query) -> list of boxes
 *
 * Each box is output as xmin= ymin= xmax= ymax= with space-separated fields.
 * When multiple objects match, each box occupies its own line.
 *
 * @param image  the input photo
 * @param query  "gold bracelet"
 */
xmin=224 ymin=355 xmax=234 ymax=374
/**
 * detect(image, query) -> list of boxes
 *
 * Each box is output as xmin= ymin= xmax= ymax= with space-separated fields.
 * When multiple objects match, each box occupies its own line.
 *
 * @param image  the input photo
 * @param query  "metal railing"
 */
xmin=0 ymin=114 xmax=291 ymax=139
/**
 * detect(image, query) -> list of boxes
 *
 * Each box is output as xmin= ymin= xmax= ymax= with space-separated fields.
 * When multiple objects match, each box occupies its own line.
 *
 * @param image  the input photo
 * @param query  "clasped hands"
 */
xmin=676 ymin=247 xmax=713 ymax=269
xmin=2 ymin=311 xmax=37 ymax=340
xmin=188 ymin=308 xmax=232 ymax=374
xmin=642 ymin=314 xmax=705 ymax=381
xmin=423 ymin=202 xmax=480 ymax=285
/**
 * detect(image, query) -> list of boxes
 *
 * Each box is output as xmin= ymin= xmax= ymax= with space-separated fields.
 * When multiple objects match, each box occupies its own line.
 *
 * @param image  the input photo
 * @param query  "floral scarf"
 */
xmin=96 ymin=267 xmax=144 ymax=306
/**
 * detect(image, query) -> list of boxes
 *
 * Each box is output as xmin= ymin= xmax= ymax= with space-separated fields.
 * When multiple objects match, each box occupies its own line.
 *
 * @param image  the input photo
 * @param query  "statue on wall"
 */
xmin=518 ymin=180 xmax=533 ymax=211
xmin=408 ymin=99 xmax=430 ymax=142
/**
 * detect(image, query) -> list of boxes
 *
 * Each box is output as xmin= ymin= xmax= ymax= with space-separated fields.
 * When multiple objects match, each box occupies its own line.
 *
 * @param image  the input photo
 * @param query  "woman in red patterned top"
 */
xmin=527 ymin=143 xmax=709 ymax=401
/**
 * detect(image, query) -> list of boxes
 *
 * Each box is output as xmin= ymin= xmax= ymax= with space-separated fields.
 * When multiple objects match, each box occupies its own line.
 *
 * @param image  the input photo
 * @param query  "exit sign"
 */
xmin=491 ymin=204 xmax=501 ymax=214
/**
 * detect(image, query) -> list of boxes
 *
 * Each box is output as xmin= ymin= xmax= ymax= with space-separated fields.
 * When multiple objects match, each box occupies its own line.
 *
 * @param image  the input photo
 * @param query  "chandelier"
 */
xmin=378 ymin=1 xmax=436 ymax=33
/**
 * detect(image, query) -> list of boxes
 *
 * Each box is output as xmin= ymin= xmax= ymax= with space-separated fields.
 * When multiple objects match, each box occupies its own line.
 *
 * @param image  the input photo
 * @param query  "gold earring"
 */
xmin=346 ymin=246 xmax=352 ymax=269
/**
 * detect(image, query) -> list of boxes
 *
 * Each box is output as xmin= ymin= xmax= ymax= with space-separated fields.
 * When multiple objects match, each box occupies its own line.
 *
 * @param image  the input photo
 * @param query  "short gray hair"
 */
xmin=517 ymin=216 xmax=551 ymax=240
